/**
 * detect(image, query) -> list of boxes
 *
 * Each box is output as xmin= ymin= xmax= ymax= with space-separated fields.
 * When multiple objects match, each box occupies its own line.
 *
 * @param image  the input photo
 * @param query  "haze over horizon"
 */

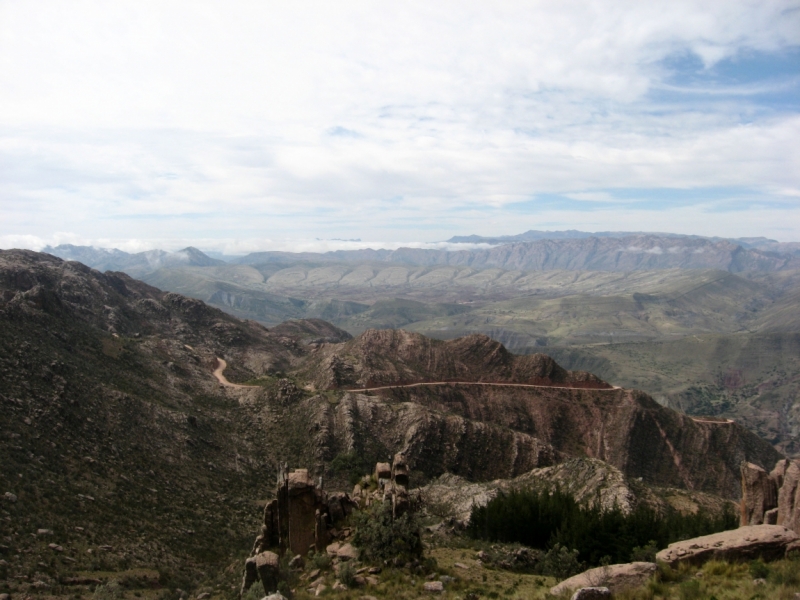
xmin=2 ymin=1 xmax=800 ymax=252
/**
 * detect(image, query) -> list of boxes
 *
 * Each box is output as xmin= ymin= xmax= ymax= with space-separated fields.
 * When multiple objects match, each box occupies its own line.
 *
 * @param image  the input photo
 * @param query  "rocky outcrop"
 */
xmin=741 ymin=459 xmax=800 ymax=534
xmin=550 ymin=562 xmax=656 ymax=595
xmin=301 ymin=328 xmax=609 ymax=390
xmin=655 ymin=525 xmax=799 ymax=566
xmin=420 ymin=458 xmax=736 ymax=528
xmin=741 ymin=463 xmax=779 ymax=526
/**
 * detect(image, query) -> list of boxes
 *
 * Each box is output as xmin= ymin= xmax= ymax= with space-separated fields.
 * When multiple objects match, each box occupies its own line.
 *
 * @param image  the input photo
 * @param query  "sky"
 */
xmin=1 ymin=0 xmax=799 ymax=254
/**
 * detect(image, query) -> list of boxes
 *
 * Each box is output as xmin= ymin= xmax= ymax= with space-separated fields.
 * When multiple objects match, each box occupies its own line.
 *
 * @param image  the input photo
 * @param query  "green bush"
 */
xmin=540 ymin=544 xmax=583 ymax=581
xmin=330 ymin=451 xmax=372 ymax=485
xmin=678 ymin=579 xmax=702 ymax=600
xmin=338 ymin=561 xmax=356 ymax=588
xmin=307 ymin=550 xmax=332 ymax=571
xmin=467 ymin=487 xmax=737 ymax=568
xmin=749 ymin=558 xmax=769 ymax=579
xmin=630 ymin=540 xmax=658 ymax=562
xmin=352 ymin=501 xmax=423 ymax=563
xmin=92 ymin=580 xmax=123 ymax=600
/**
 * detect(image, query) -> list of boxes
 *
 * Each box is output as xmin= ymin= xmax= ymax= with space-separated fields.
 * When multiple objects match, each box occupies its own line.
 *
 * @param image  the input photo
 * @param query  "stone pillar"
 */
xmin=288 ymin=469 xmax=318 ymax=556
xmin=740 ymin=462 xmax=778 ymax=526
xmin=277 ymin=463 xmax=289 ymax=553
xmin=776 ymin=459 xmax=800 ymax=534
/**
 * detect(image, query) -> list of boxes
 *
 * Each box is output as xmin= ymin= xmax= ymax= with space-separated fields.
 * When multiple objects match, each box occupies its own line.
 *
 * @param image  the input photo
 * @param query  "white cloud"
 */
xmin=1 ymin=0 xmax=799 ymax=244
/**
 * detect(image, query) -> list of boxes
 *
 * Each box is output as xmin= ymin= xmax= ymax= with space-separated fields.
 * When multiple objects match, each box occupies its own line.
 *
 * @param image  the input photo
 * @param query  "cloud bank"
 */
xmin=1 ymin=0 xmax=799 ymax=246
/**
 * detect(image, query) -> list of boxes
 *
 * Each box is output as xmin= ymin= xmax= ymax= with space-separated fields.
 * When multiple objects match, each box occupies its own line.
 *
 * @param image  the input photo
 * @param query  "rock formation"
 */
xmin=655 ymin=524 xmax=799 ymax=566
xmin=550 ymin=562 xmax=656 ymax=596
xmin=242 ymin=455 xmax=418 ymax=596
xmin=243 ymin=465 xmax=358 ymax=596
xmin=351 ymin=453 xmax=418 ymax=518
xmin=740 ymin=459 xmax=800 ymax=534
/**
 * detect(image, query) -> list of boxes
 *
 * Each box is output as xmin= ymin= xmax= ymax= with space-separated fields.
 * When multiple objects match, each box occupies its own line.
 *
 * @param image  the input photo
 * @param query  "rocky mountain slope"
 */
xmin=0 ymin=250 xmax=337 ymax=587
xmin=298 ymin=328 xmax=608 ymax=390
xmin=296 ymin=329 xmax=780 ymax=498
xmin=0 ymin=249 xmax=786 ymax=594
xmin=421 ymin=457 xmax=735 ymax=527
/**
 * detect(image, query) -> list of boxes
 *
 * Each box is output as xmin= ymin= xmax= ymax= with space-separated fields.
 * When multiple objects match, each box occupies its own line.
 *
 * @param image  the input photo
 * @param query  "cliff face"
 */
xmin=293 ymin=327 xmax=780 ymax=498
xmin=301 ymin=328 xmax=607 ymax=389
xmin=324 ymin=383 xmax=779 ymax=499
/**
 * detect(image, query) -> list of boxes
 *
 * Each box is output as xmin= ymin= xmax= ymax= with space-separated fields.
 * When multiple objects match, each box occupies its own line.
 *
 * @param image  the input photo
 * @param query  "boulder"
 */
xmin=550 ymin=562 xmax=656 ymax=596
xmin=571 ymin=588 xmax=611 ymax=600
xmin=656 ymin=525 xmax=799 ymax=566
xmin=326 ymin=542 xmax=340 ymax=557
xmin=337 ymin=543 xmax=359 ymax=561
xmin=375 ymin=463 xmax=391 ymax=482
xmin=423 ymin=581 xmax=444 ymax=592
xmin=254 ymin=550 xmax=280 ymax=594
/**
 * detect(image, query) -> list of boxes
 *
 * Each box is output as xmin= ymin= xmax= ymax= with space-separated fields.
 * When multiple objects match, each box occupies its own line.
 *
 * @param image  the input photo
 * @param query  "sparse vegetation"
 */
xmin=352 ymin=502 xmax=423 ymax=564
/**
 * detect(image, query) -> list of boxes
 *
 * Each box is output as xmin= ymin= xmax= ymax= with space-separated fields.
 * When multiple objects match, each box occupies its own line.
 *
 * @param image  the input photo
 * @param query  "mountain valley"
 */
xmin=0 ymin=248 xmax=793 ymax=598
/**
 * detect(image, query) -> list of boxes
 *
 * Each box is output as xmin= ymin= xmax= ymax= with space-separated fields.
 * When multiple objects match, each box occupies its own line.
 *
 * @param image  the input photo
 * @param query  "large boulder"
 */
xmin=656 ymin=525 xmax=799 ymax=566
xmin=550 ymin=562 xmax=656 ymax=596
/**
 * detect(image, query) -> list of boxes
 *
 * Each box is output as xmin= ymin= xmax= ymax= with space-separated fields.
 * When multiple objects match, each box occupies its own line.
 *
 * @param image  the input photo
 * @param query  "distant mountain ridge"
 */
xmin=448 ymin=230 xmax=800 ymax=256
xmin=235 ymin=235 xmax=798 ymax=273
xmin=42 ymin=244 xmax=224 ymax=276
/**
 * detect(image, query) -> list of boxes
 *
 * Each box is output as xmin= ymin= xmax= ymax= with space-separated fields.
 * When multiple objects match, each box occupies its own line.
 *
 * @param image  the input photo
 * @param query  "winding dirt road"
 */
xmin=345 ymin=381 xmax=623 ymax=393
xmin=212 ymin=358 xmax=258 ymax=389
xmin=210 ymin=358 xmax=733 ymax=426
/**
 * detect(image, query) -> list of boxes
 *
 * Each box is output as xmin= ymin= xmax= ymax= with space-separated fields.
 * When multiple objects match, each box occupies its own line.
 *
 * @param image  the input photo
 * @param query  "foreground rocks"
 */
xmin=570 ymin=589 xmax=611 ymax=600
xmin=741 ymin=459 xmax=800 ymax=534
xmin=550 ymin=562 xmax=656 ymax=596
xmin=656 ymin=524 xmax=799 ymax=566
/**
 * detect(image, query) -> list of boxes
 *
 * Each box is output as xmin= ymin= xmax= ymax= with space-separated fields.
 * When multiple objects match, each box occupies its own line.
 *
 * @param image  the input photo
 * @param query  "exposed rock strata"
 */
xmin=741 ymin=459 xmax=800 ymax=534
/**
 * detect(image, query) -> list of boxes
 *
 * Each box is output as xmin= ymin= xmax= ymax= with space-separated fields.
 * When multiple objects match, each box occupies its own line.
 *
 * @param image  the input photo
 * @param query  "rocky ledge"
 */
xmin=655 ymin=524 xmax=799 ymax=566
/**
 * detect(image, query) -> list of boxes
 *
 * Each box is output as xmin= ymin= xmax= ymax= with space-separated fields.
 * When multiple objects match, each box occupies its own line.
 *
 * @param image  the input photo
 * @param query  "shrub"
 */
xmin=630 ymin=540 xmax=658 ymax=562
xmin=240 ymin=583 xmax=264 ymax=600
xmin=540 ymin=543 xmax=583 ymax=581
xmin=307 ymin=550 xmax=332 ymax=571
xmin=678 ymin=579 xmax=702 ymax=600
xmin=352 ymin=501 xmax=423 ymax=563
xmin=749 ymin=558 xmax=769 ymax=579
xmin=92 ymin=580 xmax=123 ymax=600
xmin=338 ymin=561 xmax=356 ymax=588
xmin=330 ymin=451 xmax=372 ymax=486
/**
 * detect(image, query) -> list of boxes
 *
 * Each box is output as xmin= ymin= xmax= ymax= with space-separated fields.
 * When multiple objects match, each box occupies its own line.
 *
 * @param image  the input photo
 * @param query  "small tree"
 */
xmin=352 ymin=501 xmax=423 ymax=563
